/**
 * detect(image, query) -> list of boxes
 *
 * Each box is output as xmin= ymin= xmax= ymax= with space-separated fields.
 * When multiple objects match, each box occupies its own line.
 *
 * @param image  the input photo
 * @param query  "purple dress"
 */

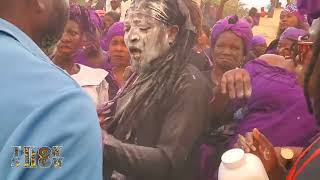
xmin=232 ymin=60 xmax=319 ymax=147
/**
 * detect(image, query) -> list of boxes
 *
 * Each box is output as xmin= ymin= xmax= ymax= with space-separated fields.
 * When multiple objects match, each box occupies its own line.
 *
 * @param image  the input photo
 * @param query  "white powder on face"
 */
xmin=124 ymin=11 xmax=171 ymax=73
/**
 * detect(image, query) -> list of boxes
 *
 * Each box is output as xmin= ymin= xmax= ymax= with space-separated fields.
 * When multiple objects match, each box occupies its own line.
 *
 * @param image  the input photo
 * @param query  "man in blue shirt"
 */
xmin=0 ymin=0 xmax=103 ymax=179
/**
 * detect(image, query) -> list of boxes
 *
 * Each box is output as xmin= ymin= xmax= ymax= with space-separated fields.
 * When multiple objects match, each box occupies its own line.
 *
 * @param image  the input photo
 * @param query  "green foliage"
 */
xmin=76 ymin=0 xmax=86 ymax=5
xmin=210 ymin=0 xmax=249 ymax=17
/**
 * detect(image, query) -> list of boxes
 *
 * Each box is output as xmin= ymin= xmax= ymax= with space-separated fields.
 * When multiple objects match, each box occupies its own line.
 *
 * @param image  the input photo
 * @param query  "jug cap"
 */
xmin=221 ymin=148 xmax=245 ymax=169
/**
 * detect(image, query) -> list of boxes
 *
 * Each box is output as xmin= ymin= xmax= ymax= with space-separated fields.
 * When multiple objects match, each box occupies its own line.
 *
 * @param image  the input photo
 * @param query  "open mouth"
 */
xmin=129 ymin=47 xmax=142 ymax=54
xmin=217 ymin=57 xmax=233 ymax=62
xmin=112 ymin=55 xmax=124 ymax=60
xmin=58 ymin=43 xmax=72 ymax=49
xmin=129 ymin=47 xmax=142 ymax=59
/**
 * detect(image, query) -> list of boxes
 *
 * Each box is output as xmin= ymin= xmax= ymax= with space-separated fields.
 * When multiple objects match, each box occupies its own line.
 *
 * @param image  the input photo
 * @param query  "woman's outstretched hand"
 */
xmin=220 ymin=68 xmax=252 ymax=99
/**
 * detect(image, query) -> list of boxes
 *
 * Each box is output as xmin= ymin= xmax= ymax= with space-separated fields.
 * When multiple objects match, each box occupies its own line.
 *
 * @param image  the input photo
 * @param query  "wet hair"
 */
xmin=304 ymin=31 xmax=320 ymax=121
xmin=107 ymin=0 xmax=202 ymax=139
xmin=105 ymin=11 xmax=121 ymax=22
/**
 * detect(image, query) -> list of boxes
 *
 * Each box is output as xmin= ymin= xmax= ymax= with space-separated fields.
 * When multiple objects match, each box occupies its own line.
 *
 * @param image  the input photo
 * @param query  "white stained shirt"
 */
xmin=71 ymin=64 xmax=109 ymax=110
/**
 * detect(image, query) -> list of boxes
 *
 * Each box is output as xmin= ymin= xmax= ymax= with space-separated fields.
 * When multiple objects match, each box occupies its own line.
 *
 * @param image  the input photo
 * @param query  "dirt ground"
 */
xmin=252 ymin=8 xmax=281 ymax=44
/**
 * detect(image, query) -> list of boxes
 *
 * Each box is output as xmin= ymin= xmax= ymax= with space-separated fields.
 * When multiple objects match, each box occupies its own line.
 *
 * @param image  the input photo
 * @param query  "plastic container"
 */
xmin=218 ymin=148 xmax=269 ymax=180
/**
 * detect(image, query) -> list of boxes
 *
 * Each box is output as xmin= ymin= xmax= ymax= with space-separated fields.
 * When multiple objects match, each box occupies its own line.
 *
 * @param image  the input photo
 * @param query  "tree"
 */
xmin=77 ymin=0 xmax=86 ymax=5
xmin=95 ymin=0 xmax=107 ymax=9
xmin=210 ymin=0 xmax=248 ymax=17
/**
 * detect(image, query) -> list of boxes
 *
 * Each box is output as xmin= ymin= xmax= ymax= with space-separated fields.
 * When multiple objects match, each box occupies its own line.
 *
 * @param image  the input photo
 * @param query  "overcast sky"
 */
xmin=240 ymin=0 xmax=287 ymax=10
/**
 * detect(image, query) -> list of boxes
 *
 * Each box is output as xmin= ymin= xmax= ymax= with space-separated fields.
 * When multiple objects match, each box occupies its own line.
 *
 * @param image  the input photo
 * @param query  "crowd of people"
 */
xmin=1 ymin=0 xmax=320 ymax=180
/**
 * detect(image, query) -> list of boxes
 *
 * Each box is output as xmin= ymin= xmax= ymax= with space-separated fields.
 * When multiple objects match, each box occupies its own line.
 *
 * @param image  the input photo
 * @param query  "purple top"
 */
xmin=74 ymin=49 xmax=113 ymax=72
xmin=232 ymin=60 xmax=319 ymax=147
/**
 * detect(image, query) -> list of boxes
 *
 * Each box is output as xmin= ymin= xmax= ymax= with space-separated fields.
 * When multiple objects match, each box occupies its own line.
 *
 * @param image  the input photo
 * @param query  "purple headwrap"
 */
xmin=89 ymin=10 xmax=105 ymax=32
xmin=279 ymin=27 xmax=308 ymax=41
xmin=211 ymin=16 xmax=253 ymax=54
xmin=297 ymin=0 xmax=320 ymax=24
xmin=252 ymin=35 xmax=267 ymax=46
xmin=69 ymin=4 xmax=96 ymax=35
xmin=76 ymin=23 xmax=125 ymax=73
xmin=101 ymin=22 xmax=125 ymax=51
xmin=282 ymin=3 xmax=307 ymax=24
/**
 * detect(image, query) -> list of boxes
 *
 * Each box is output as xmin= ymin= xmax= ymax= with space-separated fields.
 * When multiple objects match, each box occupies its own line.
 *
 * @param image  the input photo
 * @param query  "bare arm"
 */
xmin=216 ymin=0 xmax=230 ymax=21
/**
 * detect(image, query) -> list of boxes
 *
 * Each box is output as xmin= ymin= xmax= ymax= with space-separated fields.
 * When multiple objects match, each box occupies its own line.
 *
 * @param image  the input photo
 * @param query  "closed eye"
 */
xmin=140 ymin=27 xmax=151 ymax=31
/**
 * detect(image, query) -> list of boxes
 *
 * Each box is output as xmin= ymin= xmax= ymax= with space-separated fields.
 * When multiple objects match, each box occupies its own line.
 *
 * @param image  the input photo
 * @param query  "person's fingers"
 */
xmin=244 ymin=132 xmax=253 ymax=145
xmin=238 ymin=134 xmax=251 ymax=153
xmin=234 ymin=71 xmax=245 ymax=98
xmin=252 ymin=128 xmax=275 ymax=161
xmin=220 ymin=75 xmax=227 ymax=94
xmin=243 ymin=72 xmax=252 ymax=98
xmin=274 ymin=147 xmax=284 ymax=164
xmin=253 ymin=128 xmax=273 ymax=148
xmin=245 ymin=132 xmax=257 ymax=151
xmin=226 ymin=73 xmax=236 ymax=99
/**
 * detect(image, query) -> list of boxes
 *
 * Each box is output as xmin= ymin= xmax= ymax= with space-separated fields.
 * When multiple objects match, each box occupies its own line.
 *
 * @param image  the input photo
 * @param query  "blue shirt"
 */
xmin=0 ymin=19 xmax=102 ymax=179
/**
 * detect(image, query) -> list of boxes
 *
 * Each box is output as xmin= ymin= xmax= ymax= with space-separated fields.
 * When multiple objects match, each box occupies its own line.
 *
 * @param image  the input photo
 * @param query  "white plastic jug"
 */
xmin=218 ymin=148 xmax=269 ymax=180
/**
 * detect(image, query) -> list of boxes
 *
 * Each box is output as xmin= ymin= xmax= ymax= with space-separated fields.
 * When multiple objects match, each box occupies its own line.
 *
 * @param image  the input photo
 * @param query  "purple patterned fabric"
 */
xmin=211 ymin=16 xmax=253 ymax=54
xmin=252 ymin=35 xmax=267 ymax=46
xmin=69 ymin=3 xmax=82 ymax=25
xmin=280 ymin=27 xmax=308 ymax=41
xmin=101 ymin=22 xmax=125 ymax=51
xmin=69 ymin=4 xmax=96 ymax=35
xmin=231 ymin=60 xmax=320 ymax=147
xmin=282 ymin=3 xmax=307 ymax=23
xmin=89 ymin=10 xmax=105 ymax=32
